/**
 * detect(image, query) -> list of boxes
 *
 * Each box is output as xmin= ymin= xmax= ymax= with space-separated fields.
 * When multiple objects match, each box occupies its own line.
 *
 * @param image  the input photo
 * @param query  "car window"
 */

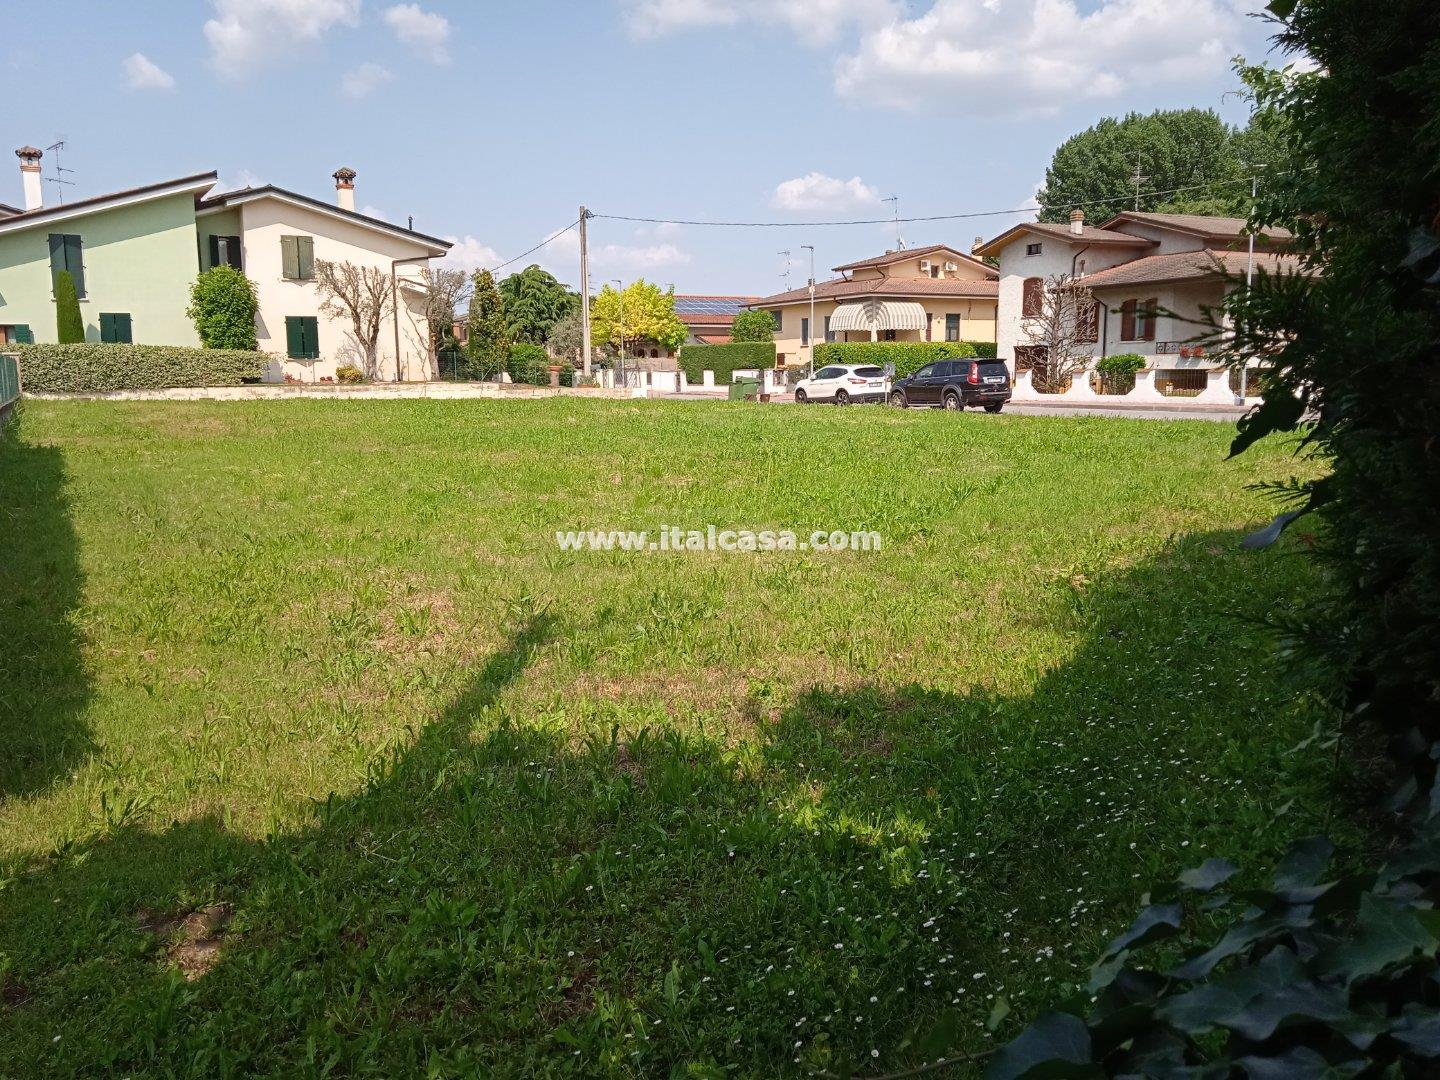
xmin=854 ymin=366 xmax=885 ymax=377
xmin=913 ymin=364 xmax=935 ymax=380
xmin=815 ymin=367 xmax=841 ymax=380
xmin=933 ymin=362 xmax=955 ymax=378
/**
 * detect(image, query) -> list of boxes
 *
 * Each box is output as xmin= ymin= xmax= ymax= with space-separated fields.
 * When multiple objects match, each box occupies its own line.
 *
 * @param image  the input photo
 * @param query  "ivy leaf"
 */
xmin=1180 ymin=858 xmax=1240 ymax=893
xmin=1236 ymin=1047 xmax=1366 ymax=1079
xmin=1266 ymin=0 xmax=1299 ymax=19
xmin=1274 ymin=836 xmax=1335 ymax=890
xmin=1231 ymin=387 xmax=1307 ymax=459
xmin=915 ymin=1010 xmax=962 ymax=1062
xmin=988 ymin=996 xmax=1012 ymax=1032
xmin=1390 ymin=1006 xmax=1440 ymax=1057
xmin=1217 ymin=980 xmax=1353 ymax=1041
xmin=1157 ymin=946 xmax=1303 ymax=1034
xmin=1087 ymin=950 xmax=1129 ymax=996
xmin=1321 ymin=894 xmax=1439 ymax=985
xmin=1400 ymin=228 xmax=1440 ymax=285
xmin=986 ymin=1012 xmax=1100 ymax=1080
xmin=1099 ymin=903 xmax=1183 ymax=963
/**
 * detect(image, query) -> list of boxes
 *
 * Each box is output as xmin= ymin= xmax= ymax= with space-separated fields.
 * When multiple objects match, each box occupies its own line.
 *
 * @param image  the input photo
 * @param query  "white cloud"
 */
xmin=215 ymin=169 xmax=267 ymax=193
xmin=341 ymin=62 xmax=393 ymax=99
xmin=123 ymin=52 xmax=175 ymax=91
xmin=204 ymin=0 xmax=361 ymax=79
xmin=592 ymin=242 xmax=692 ymax=273
xmin=833 ymin=0 xmax=1258 ymax=116
xmin=383 ymin=3 xmax=452 ymax=63
xmin=359 ymin=205 xmax=389 ymax=221
xmin=772 ymin=172 xmax=881 ymax=213
xmin=441 ymin=236 xmax=503 ymax=273
xmin=622 ymin=0 xmax=895 ymax=44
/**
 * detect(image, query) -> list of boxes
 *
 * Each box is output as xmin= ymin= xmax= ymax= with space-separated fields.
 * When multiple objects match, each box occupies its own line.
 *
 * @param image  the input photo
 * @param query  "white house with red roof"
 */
xmin=976 ymin=210 xmax=1297 ymax=402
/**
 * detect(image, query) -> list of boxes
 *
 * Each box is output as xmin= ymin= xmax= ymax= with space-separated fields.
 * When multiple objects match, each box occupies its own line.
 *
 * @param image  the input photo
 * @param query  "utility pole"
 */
xmin=612 ymin=279 xmax=624 ymax=381
xmin=801 ymin=244 xmax=816 ymax=376
xmin=1239 ymin=172 xmax=1263 ymax=404
xmin=1129 ymin=153 xmax=1148 ymax=212
xmin=579 ymin=207 xmax=593 ymax=378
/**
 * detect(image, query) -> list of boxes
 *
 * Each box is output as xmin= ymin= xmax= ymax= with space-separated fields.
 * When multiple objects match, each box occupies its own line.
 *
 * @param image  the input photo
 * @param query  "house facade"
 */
xmin=749 ymin=244 xmax=998 ymax=368
xmin=976 ymin=210 xmax=1295 ymax=399
xmin=0 ymin=146 xmax=450 ymax=382
xmin=674 ymin=295 xmax=759 ymax=346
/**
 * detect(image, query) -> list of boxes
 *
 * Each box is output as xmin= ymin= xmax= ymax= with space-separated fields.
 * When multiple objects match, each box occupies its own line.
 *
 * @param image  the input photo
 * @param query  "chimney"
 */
xmin=16 ymin=146 xmax=42 ymax=211
xmin=332 ymin=166 xmax=356 ymax=212
xmin=972 ymin=235 xmax=984 ymax=255
xmin=1069 ymin=209 xmax=1085 ymax=236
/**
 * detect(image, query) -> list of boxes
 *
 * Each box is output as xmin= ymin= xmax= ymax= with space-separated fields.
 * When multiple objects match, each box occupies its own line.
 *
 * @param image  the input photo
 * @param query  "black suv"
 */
xmin=889 ymin=359 xmax=1011 ymax=412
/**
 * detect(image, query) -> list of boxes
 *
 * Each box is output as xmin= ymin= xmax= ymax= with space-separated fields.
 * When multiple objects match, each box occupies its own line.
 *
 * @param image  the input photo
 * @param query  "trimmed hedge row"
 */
xmin=678 ymin=342 xmax=776 ymax=385
xmin=15 ymin=343 xmax=269 ymax=394
xmin=813 ymin=340 xmax=989 ymax=379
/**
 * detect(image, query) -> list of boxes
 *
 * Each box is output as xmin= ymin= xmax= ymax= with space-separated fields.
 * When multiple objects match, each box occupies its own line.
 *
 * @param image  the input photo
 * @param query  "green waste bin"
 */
xmin=729 ymin=377 xmax=760 ymax=401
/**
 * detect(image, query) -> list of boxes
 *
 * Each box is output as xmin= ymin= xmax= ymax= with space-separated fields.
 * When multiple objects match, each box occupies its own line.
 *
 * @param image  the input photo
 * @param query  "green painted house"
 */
xmin=0 ymin=172 xmax=218 ymax=347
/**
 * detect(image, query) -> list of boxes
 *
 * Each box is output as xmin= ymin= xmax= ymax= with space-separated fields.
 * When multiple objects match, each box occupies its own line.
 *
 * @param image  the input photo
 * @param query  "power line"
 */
xmin=592 ymin=176 xmax=1259 ymax=229
xmin=486 ymin=218 xmax=581 ymax=274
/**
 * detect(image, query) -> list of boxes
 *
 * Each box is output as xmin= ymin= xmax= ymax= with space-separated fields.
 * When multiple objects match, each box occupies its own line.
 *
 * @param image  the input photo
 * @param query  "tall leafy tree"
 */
xmin=546 ymin=309 xmax=585 ymax=363
xmin=466 ymin=268 xmax=510 ymax=378
xmin=730 ymin=309 xmax=778 ymax=343
xmin=1036 ymin=108 xmax=1262 ymax=223
xmin=54 ymin=270 xmax=85 ymax=344
xmin=497 ymin=265 xmax=578 ymax=345
xmin=590 ymin=280 xmax=686 ymax=355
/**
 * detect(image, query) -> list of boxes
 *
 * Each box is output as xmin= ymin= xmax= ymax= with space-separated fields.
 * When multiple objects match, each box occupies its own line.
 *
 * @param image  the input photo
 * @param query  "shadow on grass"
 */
xmin=0 ymin=423 xmax=94 ymax=801
xmin=0 ymin=532 xmax=1345 ymax=1076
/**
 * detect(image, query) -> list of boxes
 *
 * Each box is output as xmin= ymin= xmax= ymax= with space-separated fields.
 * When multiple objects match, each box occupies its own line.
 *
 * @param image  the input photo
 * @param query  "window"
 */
xmin=1076 ymin=298 xmax=1099 ymax=344
xmin=882 ymin=329 xmax=897 ymax=341
xmin=208 ymin=234 xmax=243 ymax=271
xmin=1120 ymin=297 xmax=1158 ymax=342
xmin=854 ymin=367 xmax=885 ymax=378
xmin=824 ymin=315 xmax=835 ymax=344
xmin=801 ymin=317 xmax=810 ymax=347
xmin=1026 ymin=242 xmax=1043 ymax=256
xmin=945 ymin=313 xmax=961 ymax=342
xmin=769 ymin=309 xmax=783 ymax=333
xmin=99 ymin=313 xmax=133 ymax=344
xmin=0 ymin=325 xmax=33 ymax=344
xmin=815 ymin=366 xmax=842 ymax=380
xmin=48 ymin=234 xmax=85 ymax=297
xmin=1022 ymin=276 xmax=1044 ymax=317
xmin=281 ymin=235 xmax=316 ymax=281
xmin=913 ymin=364 xmax=936 ymax=380
xmin=285 ymin=315 xmax=320 ymax=359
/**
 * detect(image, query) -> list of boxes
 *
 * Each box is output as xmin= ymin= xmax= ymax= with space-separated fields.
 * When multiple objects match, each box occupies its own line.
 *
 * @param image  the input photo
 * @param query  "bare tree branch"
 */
xmin=1020 ymin=273 xmax=1099 ymax=393
xmin=314 ymin=260 xmax=396 ymax=378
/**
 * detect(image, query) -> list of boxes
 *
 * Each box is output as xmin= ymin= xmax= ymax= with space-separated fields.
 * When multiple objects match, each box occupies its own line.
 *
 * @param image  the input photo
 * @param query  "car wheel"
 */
xmin=795 ymin=388 xmax=808 ymax=404
xmin=835 ymin=389 xmax=850 ymax=406
xmin=943 ymin=392 xmax=962 ymax=411
xmin=889 ymin=390 xmax=907 ymax=408
xmin=985 ymin=402 xmax=1004 ymax=413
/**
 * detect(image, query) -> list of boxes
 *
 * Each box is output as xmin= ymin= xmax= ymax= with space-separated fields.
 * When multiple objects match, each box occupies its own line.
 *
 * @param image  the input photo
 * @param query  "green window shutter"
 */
xmin=297 ymin=237 xmax=315 ymax=281
xmin=285 ymin=316 xmax=304 ymax=358
xmin=48 ymin=234 xmax=65 ymax=291
xmin=99 ymin=313 xmax=114 ymax=342
xmin=281 ymin=236 xmax=299 ymax=280
xmin=302 ymin=316 xmax=319 ymax=358
xmin=14 ymin=325 xmax=33 ymax=344
xmin=115 ymin=313 xmax=133 ymax=344
xmin=63 ymin=235 xmax=85 ymax=298
xmin=226 ymin=236 xmax=243 ymax=270
xmin=208 ymin=234 xmax=221 ymax=269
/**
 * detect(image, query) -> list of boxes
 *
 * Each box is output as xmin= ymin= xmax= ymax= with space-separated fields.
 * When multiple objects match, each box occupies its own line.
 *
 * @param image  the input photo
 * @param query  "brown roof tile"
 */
xmin=973 ymin=222 xmax=1156 ymax=257
xmin=832 ymin=243 xmax=997 ymax=277
xmin=1102 ymin=211 xmax=1293 ymax=241
xmin=1079 ymin=249 xmax=1303 ymax=289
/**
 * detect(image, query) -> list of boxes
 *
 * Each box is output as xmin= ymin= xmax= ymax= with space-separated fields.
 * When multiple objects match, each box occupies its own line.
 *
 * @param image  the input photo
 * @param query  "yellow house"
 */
xmin=749 ymin=244 xmax=998 ymax=367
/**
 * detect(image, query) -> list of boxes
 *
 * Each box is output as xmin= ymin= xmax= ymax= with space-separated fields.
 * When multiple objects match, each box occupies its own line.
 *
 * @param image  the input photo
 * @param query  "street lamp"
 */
xmin=801 ymin=244 xmax=817 ymax=377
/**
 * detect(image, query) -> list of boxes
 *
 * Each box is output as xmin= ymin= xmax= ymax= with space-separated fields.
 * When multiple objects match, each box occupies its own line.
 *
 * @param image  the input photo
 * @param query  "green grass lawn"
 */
xmin=0 ymin=399 xmax=1343 ymax=1077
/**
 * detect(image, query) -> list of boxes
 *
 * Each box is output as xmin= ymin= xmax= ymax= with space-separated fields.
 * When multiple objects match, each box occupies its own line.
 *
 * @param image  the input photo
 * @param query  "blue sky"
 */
xmin=3 ymin=1 xmax=1288 ymax=294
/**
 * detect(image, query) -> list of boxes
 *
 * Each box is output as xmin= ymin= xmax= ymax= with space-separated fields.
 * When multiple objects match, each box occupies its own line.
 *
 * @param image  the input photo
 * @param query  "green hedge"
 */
xmin=15 ymin=343 xmax=269 ymax=394
xmin=507 ymin=342 xmax=550 ymax=386
xmin=812 ymin=340 xmax=984 ymax=379
xmin=678 ymin=342 xmax=776 ymax=385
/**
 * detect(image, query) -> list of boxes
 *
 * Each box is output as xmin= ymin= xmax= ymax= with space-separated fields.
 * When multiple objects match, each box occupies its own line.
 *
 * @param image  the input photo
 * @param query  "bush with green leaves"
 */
xmin=54 ymin=271 xmax=84 ymax=344
xmin=335 ymin=364 xmax=365 ymax=384
xmin=677 ymin=342 xmax=776 ymax=385
xmin=14 ymin=343 xmax=268 ymax=393
xmin=1095 ymin=352 xmax=1147 ymax=395
xmin=813 ymin=340 xmax=977 ymax=379
xmin=985 ymin=3 xmax=1440 ymax=1077
xmin=187 ymin=266 xmax=260 ymax=351
xmin=730 ymin=309 xmax=778 ymax=343
xmin=507 ymin=342 xmax=550 ymax=386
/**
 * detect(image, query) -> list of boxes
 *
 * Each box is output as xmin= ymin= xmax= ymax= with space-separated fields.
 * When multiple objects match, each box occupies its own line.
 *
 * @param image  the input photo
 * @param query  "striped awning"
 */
xmin=828 ymin=300 xmax=927 ymax=334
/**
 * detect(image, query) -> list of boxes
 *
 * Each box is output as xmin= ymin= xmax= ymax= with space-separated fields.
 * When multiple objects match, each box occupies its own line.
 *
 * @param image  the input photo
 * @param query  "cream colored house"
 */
xmin=0 ymin=145 xmax=450 ymax=382
xmin=749 ymin=244 xmax=998 ymax=368
xmin=976 ymin=210 xmax=1296 ymax=399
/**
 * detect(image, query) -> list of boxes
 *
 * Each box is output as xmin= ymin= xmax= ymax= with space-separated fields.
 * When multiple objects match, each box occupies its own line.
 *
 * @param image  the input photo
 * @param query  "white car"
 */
xmin=793 ymin=364 xmax=890 ymax=405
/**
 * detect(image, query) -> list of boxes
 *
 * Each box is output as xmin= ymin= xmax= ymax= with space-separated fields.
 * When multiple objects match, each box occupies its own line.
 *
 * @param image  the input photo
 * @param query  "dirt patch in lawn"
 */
xmin=137 ymin=902 xmax=234 ymax=981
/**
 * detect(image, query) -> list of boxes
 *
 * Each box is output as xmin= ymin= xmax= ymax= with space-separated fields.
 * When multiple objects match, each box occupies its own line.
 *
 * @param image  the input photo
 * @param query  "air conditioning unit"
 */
xmin=944 ymin=261 xmax=959 ymax=272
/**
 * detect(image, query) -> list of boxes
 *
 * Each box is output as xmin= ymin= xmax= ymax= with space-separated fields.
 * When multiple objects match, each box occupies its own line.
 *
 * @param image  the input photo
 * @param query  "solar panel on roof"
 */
xmin=674 ymin=298 xmax=747 ymax=315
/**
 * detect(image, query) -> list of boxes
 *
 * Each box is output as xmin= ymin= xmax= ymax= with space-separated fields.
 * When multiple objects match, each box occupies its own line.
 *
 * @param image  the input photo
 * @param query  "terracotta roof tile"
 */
xmin=754 ymin=277 xmax=999 ymax=306
xmin=1079 ymin=249 xmax=1303 ymax=289
xmin=832 ymin=244 xmax=997 ymax=277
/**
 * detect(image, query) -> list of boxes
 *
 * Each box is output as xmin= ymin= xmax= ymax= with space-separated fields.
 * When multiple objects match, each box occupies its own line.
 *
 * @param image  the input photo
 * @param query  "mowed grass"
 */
xmin=0 ymin=399 xmax=1343 ymax=1077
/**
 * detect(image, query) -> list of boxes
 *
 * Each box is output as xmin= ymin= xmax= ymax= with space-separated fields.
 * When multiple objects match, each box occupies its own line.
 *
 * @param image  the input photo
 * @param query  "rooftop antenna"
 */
xmin=883 ymin=194 xmax=903 ymax=250
xmin=43 ymin=139 xmax=76 ymax=204
xmin=778 ymin=249 xmax=792 ymax=289
xmin=1129 ymin=152 xmax=1149 ymax=212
